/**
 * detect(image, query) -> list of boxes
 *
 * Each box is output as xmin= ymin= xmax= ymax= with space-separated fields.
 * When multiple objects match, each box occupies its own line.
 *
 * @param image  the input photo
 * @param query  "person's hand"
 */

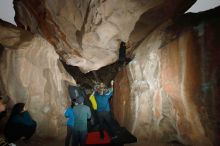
xmin=110 ymin=80 xmax=114 ymax=86
xmin=93 ymin=85 xmax=98 ymax=91
xmin=91 ymin=91 xmax=95 ymax=95
xmin=23 ymin=105 xmax=27 ymax=111
xmin=0 ymin=102 xmax=6 ymax=112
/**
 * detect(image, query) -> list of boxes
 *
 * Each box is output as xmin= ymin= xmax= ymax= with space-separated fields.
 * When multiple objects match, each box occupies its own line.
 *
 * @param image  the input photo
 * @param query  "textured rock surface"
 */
xmin=3 ymin=0 xmax=220 ymax=145
xmin=0 ymin=20 xmax=75 ymax=138
xmin=13 ymin=0 xmax=195 ymax=73
xmin=113 ymin=8 xmax=220 ymax=146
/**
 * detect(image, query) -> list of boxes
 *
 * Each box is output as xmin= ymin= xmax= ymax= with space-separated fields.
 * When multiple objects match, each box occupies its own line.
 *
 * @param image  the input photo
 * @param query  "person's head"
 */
xmin=70 ymin=100 xmax=75 ymax=108
xmin=76 ymin=96 xmax=84 ymax=105
xmin=120 ymin=41 xmax=126 ymax=48
xmin=97 ymin=82 xmax=107 ymax=95
xmin=11 ymin=103 xmax=25 ymax=115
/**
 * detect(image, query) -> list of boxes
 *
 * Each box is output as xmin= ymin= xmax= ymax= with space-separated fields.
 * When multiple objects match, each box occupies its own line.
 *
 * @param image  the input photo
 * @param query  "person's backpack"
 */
xmin=68 ymin=85 xmax=86 ymax=100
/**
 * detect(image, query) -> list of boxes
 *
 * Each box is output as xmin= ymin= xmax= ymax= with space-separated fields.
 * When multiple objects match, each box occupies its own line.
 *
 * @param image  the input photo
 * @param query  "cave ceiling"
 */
xmin=13 ymin=0 xmax=196 ymax=73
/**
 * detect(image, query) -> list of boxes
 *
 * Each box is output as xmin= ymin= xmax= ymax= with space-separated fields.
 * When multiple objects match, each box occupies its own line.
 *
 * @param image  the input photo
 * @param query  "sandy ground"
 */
xmin=14 ymin=136 xmax=64 ymax=146
xmin=0 ymin=133 xmax=64 ymax=146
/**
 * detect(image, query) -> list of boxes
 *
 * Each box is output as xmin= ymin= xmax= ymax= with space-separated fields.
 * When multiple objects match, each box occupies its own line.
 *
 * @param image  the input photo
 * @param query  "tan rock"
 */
xmin=0 ymin=20 xmax=75 ymax=139
xmin=113 ymin=8 xmax=220 ymax=145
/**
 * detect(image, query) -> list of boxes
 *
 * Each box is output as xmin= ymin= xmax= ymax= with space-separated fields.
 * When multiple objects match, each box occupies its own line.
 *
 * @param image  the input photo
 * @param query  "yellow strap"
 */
xmin=89 ymin=94 xmax=97 ymax=110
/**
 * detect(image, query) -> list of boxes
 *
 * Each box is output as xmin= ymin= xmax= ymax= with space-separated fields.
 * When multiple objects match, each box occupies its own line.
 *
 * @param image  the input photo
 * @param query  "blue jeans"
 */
xmin=65 ymin=126 xmax=74 ymax=146
xmin=72 ymin=130 xmax=87 ymax=146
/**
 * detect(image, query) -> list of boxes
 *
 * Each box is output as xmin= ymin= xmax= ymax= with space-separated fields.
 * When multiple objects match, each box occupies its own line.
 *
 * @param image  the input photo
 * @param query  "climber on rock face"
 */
xmin=118 ymin=41 xmax=132 ymax=70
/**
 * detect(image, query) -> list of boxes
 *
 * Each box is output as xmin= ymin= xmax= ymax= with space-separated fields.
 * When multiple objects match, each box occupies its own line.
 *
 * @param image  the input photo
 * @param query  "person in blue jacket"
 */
xmin=64 ymin=100 xmax=75 ymax=146
xmin=4 ymin=103 xmax=37 ymax=143
xmin=94 ymin=80 xmax=117 ymax=140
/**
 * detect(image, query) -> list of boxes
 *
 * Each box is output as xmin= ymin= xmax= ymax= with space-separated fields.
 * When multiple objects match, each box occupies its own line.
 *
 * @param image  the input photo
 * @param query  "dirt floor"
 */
xmin=0 ymin=133 xmax=64 ymax=146
xmin=14 ymin=136 xmax=64 ymax=146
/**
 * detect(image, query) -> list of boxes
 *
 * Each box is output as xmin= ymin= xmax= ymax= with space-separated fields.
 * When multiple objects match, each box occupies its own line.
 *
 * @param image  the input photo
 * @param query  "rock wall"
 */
xmin=113 ymin=8 xmax=220 ymax=146
xmin=0 ymin=20 xmax=75 ymax=138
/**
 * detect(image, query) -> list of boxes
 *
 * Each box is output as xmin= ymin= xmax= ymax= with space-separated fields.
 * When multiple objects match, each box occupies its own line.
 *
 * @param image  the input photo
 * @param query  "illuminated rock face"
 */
xmin=113 ymin=9 xmax=220 ymax=145
xmin=13 ymin=0 xmax=194 ymax=73
xmin=0 ymin=21 xmax=75 ymax=138
xmin=4 ymin=0 xmax=219 ymax=144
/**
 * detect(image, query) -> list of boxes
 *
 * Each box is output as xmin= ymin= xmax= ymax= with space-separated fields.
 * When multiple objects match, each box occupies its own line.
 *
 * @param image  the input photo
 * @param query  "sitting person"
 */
xmin=4 ymin=103 xmax=37 ymax=143
xmin=0 ymin=96 xmax=16 ymax=146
